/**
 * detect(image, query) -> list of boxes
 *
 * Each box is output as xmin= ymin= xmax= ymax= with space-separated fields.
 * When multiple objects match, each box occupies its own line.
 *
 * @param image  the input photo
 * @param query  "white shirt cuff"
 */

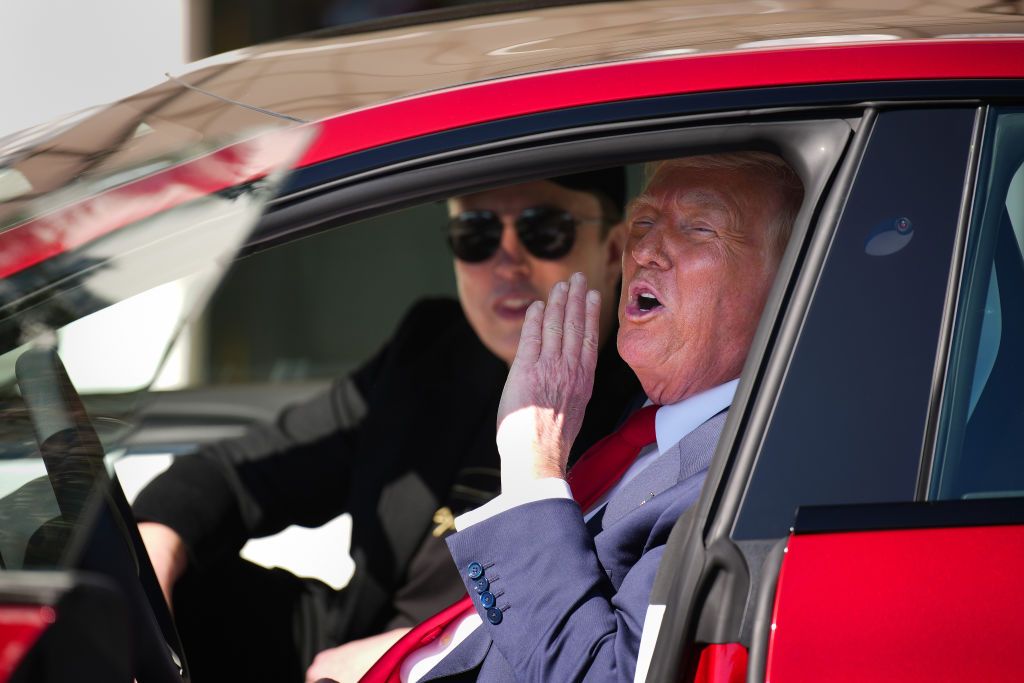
xmin=455 ymin=478 xmax=573 ymax=531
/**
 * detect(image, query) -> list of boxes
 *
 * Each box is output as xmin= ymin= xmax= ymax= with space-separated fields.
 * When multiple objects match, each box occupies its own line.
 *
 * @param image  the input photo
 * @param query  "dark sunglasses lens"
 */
xmin=448 ymin=212 xmax=502 ymax=262
xmin=517 ymin=207 xmax=576 ymax=260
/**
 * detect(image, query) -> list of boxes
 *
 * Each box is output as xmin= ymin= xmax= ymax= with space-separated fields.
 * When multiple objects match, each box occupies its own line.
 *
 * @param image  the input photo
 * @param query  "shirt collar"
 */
xmin=652 ymin=378 xmax=739 ymax=456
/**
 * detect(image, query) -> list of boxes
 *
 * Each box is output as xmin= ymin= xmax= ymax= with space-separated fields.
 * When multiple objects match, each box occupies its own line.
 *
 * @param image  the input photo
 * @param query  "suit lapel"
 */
xmin=601 ymin=411 xmax=727 ymax=529
xmin=601 ymin=444 xmax=681 ymax=528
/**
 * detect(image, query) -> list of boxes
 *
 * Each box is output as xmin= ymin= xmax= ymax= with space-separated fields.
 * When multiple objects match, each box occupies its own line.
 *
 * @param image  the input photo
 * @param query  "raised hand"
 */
xmin=495 ymin=272 xmax=601 ymax=489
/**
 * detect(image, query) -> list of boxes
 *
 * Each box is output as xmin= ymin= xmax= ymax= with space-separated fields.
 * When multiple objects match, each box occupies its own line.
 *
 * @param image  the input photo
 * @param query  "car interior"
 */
xmin=0 ymin=107 xmax=861 ymax=680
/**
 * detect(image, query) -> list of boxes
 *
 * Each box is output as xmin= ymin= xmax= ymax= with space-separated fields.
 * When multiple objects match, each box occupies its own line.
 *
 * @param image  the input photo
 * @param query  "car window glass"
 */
xmin=0 ymin=145 xmax=303 ymax=570
xmin=186 ymin=166 xmax=647 ymax=385
xmin=0 ymin=276 xmax=233 ymax=571
xmin=200 ymin=203 xmax=457 ymax=384
xmin=931 ymin=108 xmax=1024 ymax=500
xmin=733 ymin=108 xmax=977 ymax=540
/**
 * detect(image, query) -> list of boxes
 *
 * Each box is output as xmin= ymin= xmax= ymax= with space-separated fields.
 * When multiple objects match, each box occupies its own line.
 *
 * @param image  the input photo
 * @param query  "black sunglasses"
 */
xmin=447 ymin=206 xmax=600 ymax=263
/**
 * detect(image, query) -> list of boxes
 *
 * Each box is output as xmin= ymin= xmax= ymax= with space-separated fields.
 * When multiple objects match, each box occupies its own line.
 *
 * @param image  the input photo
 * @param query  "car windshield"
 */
xmin=0 ymin=125 xmax=312 ymax=571
xmin=0 ymin=83 xmax=300 ymax=232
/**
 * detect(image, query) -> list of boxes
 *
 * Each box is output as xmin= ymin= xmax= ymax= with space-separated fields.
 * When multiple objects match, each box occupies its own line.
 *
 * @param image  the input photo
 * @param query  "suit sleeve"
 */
xmin=444 ymin=497 xmax=675 ymax=683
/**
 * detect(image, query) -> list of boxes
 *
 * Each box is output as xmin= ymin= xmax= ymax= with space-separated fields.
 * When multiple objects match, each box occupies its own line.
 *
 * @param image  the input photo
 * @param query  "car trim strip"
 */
xmin=298 ymin=40 xmax=1024 ymax=167
xmin=915 ymin=106 xmax=988 ymax=500
xmin=279 ymin=80 xmax=1018 ymax=201
xmin=793 ymin=497 xmax=1024 ymax=534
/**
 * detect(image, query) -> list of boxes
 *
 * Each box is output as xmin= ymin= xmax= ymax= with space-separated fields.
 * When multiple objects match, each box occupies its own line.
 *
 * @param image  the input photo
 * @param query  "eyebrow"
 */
xmin=629 ymin=188 xmax=731 ymax=215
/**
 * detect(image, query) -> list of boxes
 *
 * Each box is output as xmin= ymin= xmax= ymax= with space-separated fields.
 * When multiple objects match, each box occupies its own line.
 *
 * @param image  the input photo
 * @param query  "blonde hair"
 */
xmin=645 ymin=151 xmax=804 ymax=259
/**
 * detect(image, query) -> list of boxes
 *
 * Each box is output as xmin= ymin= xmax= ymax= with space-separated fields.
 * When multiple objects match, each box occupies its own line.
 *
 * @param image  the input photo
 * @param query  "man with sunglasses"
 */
xmin=133 ymin=169 xmax=640 ymax=683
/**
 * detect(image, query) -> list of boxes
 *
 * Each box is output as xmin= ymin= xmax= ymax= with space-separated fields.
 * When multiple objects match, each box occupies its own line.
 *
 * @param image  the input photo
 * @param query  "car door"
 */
xmin=0 ymin=123 xmax=313 ymax=683
xmin=763 ymin=105 xmax=1024 ymax=683
xmin=644 ymin=103 xmax=1024 ymax=681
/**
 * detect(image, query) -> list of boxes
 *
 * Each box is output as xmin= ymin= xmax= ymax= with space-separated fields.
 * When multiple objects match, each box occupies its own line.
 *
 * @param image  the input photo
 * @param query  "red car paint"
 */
xmin=300 ymin=40 xmax=1024 ymax=166
xmin=766 ymin=525 xmax=1024 ymax=682
xmin=0 ymin=606 xmax=55 ymax=683
xmin=693 ymin=642 xmax=748 ymax=683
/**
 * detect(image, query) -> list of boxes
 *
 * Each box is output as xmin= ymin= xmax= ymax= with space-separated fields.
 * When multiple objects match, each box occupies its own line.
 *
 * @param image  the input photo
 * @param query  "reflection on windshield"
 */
xmin=0 ymin=127 xmax=312 ymax=576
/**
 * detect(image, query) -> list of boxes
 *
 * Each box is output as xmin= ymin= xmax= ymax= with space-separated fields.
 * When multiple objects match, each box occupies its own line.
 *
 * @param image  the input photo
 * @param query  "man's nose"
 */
xmin=493 ymin=220 xmax=528 ymax=275
xmin=630 ymin=227 xmax=668 ymax=269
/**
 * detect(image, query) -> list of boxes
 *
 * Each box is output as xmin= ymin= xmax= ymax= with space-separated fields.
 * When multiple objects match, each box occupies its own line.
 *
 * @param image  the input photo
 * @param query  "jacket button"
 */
xmin=467 ymin=562 xmax=484 ymax=580
xmin=486 ymin=607 xmax=503 ymax=625
xmin=473 ymin=577 xmax=490 ymax=594
xmin=479 ymin=591 xmax=496 ymax=609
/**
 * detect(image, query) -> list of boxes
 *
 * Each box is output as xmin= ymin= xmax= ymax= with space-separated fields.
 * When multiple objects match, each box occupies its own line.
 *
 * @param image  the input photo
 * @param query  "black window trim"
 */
xmin=794 ymin=496 xmax=1024 ymax=534
xmin=916 ymin=105 xmax=990 ymax=499
xmin=247 ymin=112 xmax=856 ymax=256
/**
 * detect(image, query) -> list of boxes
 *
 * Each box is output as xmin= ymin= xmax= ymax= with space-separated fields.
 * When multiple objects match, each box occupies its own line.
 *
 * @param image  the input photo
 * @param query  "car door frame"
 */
xmin=643 ymin=96 xmax=1000 ymax=682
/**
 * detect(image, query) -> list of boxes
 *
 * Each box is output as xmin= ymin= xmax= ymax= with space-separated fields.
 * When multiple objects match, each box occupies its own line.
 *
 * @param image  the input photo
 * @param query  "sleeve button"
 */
xmin=486 ymin=606 xmax=503 ymax=625
xmin=472 ymin=577 xmax=490 ymax=593
xmin=479 ymin=591 xmax=496 ymax=609
xmin=467 ymin=562 xmax=484 ymax=580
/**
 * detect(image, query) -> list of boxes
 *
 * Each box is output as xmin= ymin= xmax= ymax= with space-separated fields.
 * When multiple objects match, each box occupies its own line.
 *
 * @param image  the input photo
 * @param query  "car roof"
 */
xmin=2 ymin=0 xmax=1023 ymax=275
xmin=172 ymin=0 xmax=1024 ymax=123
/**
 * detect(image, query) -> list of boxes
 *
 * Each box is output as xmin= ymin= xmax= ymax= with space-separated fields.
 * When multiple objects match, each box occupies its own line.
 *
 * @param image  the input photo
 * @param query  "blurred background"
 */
xmin=0 ymin=0 xmax=484 ymax=138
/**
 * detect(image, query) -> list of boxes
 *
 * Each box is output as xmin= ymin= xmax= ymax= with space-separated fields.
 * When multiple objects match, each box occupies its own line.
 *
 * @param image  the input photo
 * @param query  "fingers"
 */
xmin=514 ymin=299 xmax=545 ymax=364
xmin=581 ymin=288 xmax=601 ymax=372
xmin=561 ymin=272 xmax=588 ymax=358
xmin=518 ymin=274 xmax=595 ymax=365
xmin=540 ymin=280 xmax=568 ymax=360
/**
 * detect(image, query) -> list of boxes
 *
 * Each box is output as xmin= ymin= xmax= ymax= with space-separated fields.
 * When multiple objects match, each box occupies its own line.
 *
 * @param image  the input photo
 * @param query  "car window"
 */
xmin=201 ymin=203 xmax=457 ymax=384
xmin=733 ymin=108 xmax=978 ymax=540
xmin=186 ymin=167 xmax=648 ymax=385
xmin=0 ymin=146 xmax=302 ymax=569
xmin=931 ymin=108 xmax=1024 ymax=501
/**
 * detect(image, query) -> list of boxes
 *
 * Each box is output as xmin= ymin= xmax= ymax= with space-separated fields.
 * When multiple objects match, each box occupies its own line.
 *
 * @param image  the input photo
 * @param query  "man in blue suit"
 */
xmin=384 ymin=151 xmax=803 ymax=683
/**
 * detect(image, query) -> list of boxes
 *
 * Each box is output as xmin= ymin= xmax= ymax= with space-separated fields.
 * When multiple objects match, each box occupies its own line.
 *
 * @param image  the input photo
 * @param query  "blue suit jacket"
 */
xmin=423 ymin=411 xmax=727 ymax=682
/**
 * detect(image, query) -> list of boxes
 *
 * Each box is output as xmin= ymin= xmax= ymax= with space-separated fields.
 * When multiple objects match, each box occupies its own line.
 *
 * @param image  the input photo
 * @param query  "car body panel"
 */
xmin=298 ymin=40 xmax=1024 ymax=166
xmin=0 ymin=605 xmax=51 ymax=681
xmin=173 ymin=0 xmax=1024 ymax=124
xmin=766 ymin=523 xmax=1024 ymax=682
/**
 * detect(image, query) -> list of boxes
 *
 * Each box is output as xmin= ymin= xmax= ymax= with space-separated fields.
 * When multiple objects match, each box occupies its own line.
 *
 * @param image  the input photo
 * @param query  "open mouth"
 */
xmin=494 ymin=296 xmax=534 ymax=319
xmin=637 ymin=292 xmax=662 ymax=312
xmin=625 ymin=284 xmax=665 ymax=321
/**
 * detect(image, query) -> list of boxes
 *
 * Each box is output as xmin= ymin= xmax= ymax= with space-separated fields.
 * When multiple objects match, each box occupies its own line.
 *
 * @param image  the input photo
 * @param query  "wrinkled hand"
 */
xmin=496 ymin=272 xmax=601 ymax=488
xmin=137 ymin=522 xmax=188 ymax=611
xmin=305 ymin=628 xmax=410 ymax=683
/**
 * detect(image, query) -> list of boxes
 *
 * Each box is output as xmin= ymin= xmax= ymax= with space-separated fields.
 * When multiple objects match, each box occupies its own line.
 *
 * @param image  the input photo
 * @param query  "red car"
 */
xmin=1 ymin=1 xmax=1023 ymax=681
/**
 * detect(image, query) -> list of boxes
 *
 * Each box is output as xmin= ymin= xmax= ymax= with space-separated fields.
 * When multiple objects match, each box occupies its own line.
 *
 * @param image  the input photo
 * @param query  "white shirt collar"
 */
xmin=653 ymin=378 xmax=739 ymax=456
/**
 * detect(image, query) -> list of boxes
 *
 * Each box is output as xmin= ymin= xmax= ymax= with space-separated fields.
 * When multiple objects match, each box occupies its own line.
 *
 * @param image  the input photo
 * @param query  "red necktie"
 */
xmin=359 ymin=404 xmax=659 ymax=683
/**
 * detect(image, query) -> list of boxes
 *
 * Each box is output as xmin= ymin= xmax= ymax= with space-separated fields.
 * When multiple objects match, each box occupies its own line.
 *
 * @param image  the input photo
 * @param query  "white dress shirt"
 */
xmin=400 ymin=379 xmax=739 ymax=683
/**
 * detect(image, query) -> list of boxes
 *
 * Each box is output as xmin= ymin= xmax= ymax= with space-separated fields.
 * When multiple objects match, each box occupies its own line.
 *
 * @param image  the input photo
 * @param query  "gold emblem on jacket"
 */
xmin=432 ymin=506 xmax=455 ymax=537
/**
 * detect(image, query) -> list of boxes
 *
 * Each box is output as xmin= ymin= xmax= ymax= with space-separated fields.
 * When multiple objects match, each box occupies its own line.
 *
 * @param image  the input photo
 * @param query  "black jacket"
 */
xmin=133 ymin=298 xmax=640 ymax=638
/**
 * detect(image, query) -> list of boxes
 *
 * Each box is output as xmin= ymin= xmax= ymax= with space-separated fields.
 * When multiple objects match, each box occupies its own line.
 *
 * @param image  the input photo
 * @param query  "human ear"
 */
xmin=603 ymin=222 xmax=625 ymax=287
